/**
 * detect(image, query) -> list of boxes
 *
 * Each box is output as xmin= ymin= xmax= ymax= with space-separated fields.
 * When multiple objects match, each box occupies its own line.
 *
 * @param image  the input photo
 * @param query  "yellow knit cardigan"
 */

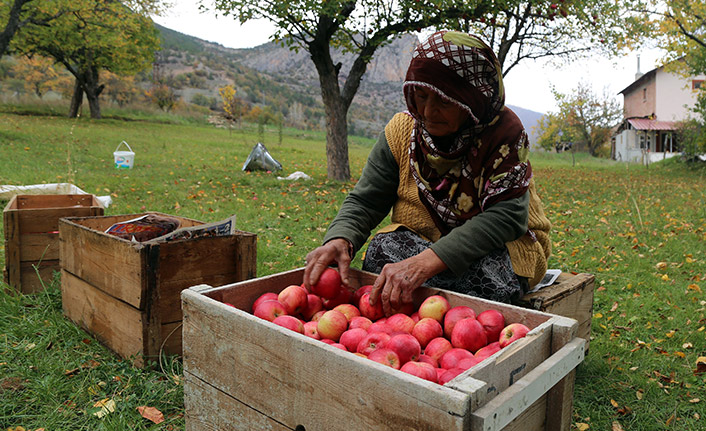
xmin=378 ymin=113 xmax=552 ymax=287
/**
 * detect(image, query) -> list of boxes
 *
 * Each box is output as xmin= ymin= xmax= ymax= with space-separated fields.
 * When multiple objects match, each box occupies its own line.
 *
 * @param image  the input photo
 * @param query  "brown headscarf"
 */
xmin=403 ymin=31 xmax=532 ymax=235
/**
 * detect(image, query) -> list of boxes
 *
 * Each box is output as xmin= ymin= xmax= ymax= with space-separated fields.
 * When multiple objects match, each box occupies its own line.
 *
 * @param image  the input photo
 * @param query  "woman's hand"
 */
xmin=369 ymin=248 xmax=447 ymax=316
xmin=303 ymin=238 xmax=352 ymax=290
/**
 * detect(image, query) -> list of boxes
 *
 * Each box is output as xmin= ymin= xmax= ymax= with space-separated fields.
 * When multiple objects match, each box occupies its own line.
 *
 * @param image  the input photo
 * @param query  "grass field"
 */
xmin=1 ymin=107 xmax=705 ymax=430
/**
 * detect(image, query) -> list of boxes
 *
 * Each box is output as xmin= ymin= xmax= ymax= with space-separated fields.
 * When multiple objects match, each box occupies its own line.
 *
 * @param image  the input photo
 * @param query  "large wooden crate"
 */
xmin=182 ymin=268 xmax=586 ymax=431
xmin=59 ymin=212 xmax=256 ymax=367
xmin=518 ymin=272 xmax=595 ymax=350
xmin=3 ymin=194 xmax=104 ymax=293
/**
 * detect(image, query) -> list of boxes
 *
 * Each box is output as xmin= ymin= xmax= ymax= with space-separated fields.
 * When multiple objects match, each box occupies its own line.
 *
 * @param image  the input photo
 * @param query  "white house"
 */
xmin=612 ymin=58 xmax=705 ymax=164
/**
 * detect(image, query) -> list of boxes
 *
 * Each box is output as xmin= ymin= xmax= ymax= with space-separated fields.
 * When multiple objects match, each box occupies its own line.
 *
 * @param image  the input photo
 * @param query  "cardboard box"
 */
xmin=3 ymin=194 xmax=104 ymax=293
xmin=518 ymin=272 xmax=595 ymax=350
xmin=182 ymin=268 xmax=586 ymax=431
xmin=59 ymin=212 xmax=256 ymax=367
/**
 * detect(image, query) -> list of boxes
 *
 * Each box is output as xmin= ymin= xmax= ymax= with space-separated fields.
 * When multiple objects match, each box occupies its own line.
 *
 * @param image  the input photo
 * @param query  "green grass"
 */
xmin=1 ymin=106 xmax=706 ymax=430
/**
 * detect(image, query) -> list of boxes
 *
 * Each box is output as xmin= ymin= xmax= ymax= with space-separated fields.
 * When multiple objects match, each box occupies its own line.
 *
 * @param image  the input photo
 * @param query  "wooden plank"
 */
xmin=19 ymin=260 xmax=60 ymax=294
xmin=59 ymin=218 xmax=146 ymax=308
xmin=17 ymin=206 xmax=100 ymax=234
xmin=182 ymin=289 xmax=472 ymax=431
xmin=4 ymin=205 xmax=21 ymax=290
xmin=470 ymin=338 xmax=586 ymax=431
xmin=160 ymin=321 xmax=183 ymax=357
xmin=61 ymin=270 xmax=146 ymax=366
xmin=15 ymin=194 xmax=97 ymax=209
xmin=184 ymin=371 xmax=291 ymax=431
xmin=19 ymin=232 xmax=59 ymax=261
xmin=545 ymin=316 xmax=581 ymax=431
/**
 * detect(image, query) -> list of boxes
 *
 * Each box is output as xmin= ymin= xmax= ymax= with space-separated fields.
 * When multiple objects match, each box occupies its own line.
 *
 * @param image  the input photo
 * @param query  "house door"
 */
xmin=656 ymin=132 xmax=663 ymax=152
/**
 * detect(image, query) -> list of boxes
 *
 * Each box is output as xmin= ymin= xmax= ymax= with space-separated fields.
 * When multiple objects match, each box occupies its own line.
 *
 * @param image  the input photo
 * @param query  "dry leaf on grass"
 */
xmin=612 ymin=421 xmax=624 ymax=431
xmin=695 ymin=356 xmax=706 ymax=375
xmin=138 ymin=406 xmax=165 ymax=424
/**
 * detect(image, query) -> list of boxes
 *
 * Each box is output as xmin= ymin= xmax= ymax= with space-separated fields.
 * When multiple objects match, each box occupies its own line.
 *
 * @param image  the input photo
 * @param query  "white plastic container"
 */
xmin=113 ymin=141 xmax=135 ymax=169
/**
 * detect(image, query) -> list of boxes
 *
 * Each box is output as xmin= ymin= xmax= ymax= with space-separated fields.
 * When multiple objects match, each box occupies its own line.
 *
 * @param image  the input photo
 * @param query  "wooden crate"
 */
xmin=518 ymin=272 xmax=595 ymax=350
xmin=182 ymin=268 xmax=586 ymax=431
xmin=3 ymin=194 xmax=104 ymax=293
xmin=59 ymin=212 xmax=257 ymax=367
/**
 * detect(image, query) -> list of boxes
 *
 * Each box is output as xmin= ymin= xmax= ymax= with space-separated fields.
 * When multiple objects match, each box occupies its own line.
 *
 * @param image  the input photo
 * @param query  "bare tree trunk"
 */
xmin=69 ymin=79 xmax=83 ymax=118
xmin=0 ymin=0 xmax=33 ymax=57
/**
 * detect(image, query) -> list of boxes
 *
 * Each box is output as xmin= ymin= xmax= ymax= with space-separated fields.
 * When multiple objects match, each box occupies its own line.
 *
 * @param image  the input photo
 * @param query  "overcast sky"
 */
xmin=152 ymin=2 xmax=664 ymax=114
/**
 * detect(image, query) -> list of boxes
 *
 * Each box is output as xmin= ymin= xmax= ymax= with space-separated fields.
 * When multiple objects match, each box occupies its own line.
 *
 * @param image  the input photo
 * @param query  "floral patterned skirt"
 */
xmin=362 ymin=229 xmax=526 ymax=304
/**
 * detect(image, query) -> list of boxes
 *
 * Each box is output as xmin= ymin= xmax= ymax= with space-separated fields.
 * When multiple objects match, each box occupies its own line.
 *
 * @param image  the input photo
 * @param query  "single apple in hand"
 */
xmin=476 ymin=309 xmax=505 ymax=343
xmin=400 ymin=361 xmax=438 ymax=383
xmin=278 ymin=284 xmax=308 ymax=315
xmin=316 ymin=310 xmax=349 ymax=342
xmin=386 ymin=333 xmax=421 ymax=365
xmin=418 ymin=295 xmax=450 ymax=323
xmin=498 ymin=323 xmax=530 ymax=348
xmin=367 ymin=348 xmax=401 ymax=369
xmin=450 ymin=318 xmax=487 ymax=353
xmin=411 ymin=317 xmax=443 ymax=349
xmin=272 ymin=315 xmax=304 ymax=334
xmin=311 ymin=267 xmax=342 ymax=299
xmin=253 ymin=300 xmax=288 ymax=322
xmin=443 ymin=305 xmax=476 ymax=339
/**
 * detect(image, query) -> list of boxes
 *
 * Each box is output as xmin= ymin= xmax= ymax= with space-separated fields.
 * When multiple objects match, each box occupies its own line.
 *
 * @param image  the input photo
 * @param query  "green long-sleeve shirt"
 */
xmin=323 ymin=131 xmax=529 ymax=276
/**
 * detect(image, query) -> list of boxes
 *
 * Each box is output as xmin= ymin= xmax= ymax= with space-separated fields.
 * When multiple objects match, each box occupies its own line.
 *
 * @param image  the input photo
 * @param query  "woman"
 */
xmin=304 ymin=31 xmax=551 ymax=316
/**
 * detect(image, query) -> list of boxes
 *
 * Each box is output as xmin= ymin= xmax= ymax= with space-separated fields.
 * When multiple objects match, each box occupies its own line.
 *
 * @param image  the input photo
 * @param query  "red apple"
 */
xmin=474 ymin=341 xmax=501 ymax=361
xmin=317 ymin=310 xmax=349 ymax=342
xmin=311 ymin=267 xmax=342 ymax=299
xmin=386 ymin=333 xmax=421 ymax=365
xmin=417 ymin=354 xmax=438 ymax=368
xmin=252 ymin=292 xmax=278 ymax=312
xmin=386 ymin=313 xmax=416 ymax=334
xmin=310 ymin=310 xmax=326 ymax=322
xmin=411 ymin=317 xmax=443 ymax=349
xmin=278 ymin=284 xmax=308 ymax=315
xmin=367 ymin=348 xmax=401 ymax=369
xmin=301 ymin=294 xmax=324 ymax=321
xmin=339 ymin=328 xmax=368 ymax=352
xmin=418 ymin=295 xmax=450 ymax=323
xmin=356 ymin=332 xmax=391 ymax=356
xmin=320 ymin=338 xmax=335 ymax=345
xmin=410 ymin=311 xmax=421 ymax=323
xmin=440 ymin=348 xmax=475 ymax=370
xmin=359 ymin=292 xmax=384 ymax=321
xmin=272 ymin=315 xmax=304 ymax=334
xmin=477 ymin=309 xmax=505 ymax=343
xmin=367 ymin=320 xmax=391 ymax=334
xmin=330 ymin=342 xmax=347 ymax=351
xmin=438 ymin=367 xmax=465 ymax=385
xmin=457 ymin=356 xmax=480 ymax=371
xmin=349 ymin=316 xmax=373 ymax=331
xmin=443 ymin=305 xmax=476 ymax=339
xmin=253 ymin=299 xmax=288 ymax=322
xmin=450 ymin=318 xmax=487 ymax=353
xmin=424 ymin=337 xmax=453 ymax=363
xmin=400 ymin=361 xmax=438 ymax=383
xmin=333 ymin=303 xmax=361 ymax=322
xmin=322 ymin=287 xmax=351 ymax=310
xmin=498 ymin=323 xmax=530 ymax=348
xmin=352 ymin=284 xmax=373 ymax=305
xmin=303 ymin=321 xmax=320 ymax=339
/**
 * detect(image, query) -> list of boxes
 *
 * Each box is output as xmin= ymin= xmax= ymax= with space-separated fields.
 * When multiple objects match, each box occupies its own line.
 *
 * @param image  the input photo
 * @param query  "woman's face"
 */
xmin=412 ymin=87 xmax=470 ymax=137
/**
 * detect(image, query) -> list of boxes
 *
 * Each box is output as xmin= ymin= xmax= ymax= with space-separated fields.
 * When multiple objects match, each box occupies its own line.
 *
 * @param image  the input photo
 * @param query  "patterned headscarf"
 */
xmin=403 ymin=31 xmax=532 ymax=234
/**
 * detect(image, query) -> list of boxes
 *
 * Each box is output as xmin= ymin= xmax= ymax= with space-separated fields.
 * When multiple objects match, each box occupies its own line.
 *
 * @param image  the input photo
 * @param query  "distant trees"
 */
xmin=209 ymin=0 xmax=646 ymax=180
xmin=536 ymin=83 xmax=622 ymax=157
xmin=5 ymin=0 xmax=161 ymax=118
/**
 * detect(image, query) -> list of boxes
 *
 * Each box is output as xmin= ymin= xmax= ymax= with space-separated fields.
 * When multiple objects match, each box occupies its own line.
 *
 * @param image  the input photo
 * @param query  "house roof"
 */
xmin=627 ymin=118 xmax=676 ymax=131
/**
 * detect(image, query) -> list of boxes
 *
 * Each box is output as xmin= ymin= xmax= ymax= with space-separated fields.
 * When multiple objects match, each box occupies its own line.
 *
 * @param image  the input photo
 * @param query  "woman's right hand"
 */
xmin=303 ymin=238 xmax=352 ymax=290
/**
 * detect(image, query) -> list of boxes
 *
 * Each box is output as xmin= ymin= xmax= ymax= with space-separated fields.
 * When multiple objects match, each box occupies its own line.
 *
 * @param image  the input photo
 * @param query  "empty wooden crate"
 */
xmin=182 ymin=267 xmax=586 ymax=431
xmin=3 ymin=194 xmax=104 ymax=293
xmin=59 ymin=212 xmax=256 ymax=367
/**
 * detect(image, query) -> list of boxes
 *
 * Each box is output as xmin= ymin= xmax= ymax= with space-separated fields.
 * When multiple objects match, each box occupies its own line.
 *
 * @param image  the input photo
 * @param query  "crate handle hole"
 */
xmin=295 ymin=426 xmax=306 ymax=431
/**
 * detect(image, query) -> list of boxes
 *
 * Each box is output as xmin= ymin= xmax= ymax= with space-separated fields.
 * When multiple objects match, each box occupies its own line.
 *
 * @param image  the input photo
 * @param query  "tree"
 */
xmin=147 ymin=82 xmax=179 ymax=111
xmin=210 ymin=0 xmax=644 ymax=180
xmin=536 ymin=83 xmax=622 ymax=157
xmin=14 ymin=55 xmax=62 ymax=98
xmin=9 ymin=0 xmax=161 ymax=118
xmin=219 ymin=84 xmax=246 ymax=124
xmin=0 ymin=0 xmax=62 ymax=57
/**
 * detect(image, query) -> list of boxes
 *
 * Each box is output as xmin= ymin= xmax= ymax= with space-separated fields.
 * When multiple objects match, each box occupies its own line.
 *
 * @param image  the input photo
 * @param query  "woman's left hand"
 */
xmin=369 ymin=248 xmax=447 ymax=316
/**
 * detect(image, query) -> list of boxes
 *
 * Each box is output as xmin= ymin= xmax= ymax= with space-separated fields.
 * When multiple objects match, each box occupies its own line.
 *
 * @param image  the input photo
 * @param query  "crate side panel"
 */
xmin=15 ymin=194 xmax=96 ymax=209
xmin=4 ymin=208 xmax=21 ymax=288
xmin=159 ymin=321 xmax=182 ymax=357
xmin=184 ymin=372 xmax=291 ymax=431
xmin=19 ymin=232 xmax=59 ymax=261
xmin=60 ymin=220 xmax=145 ymax=308
xmin=157 ymin=236 xmax=247 ymax=285
xmin=503 ymin=395 xmax=546 ymax=431
xmin=182 ymin=291 xmax=470 ymax=431
xmin=19 ymin=260 xmax=60 ymax=294
xmin=61 ymin=270 xmax=145 ymax=361
xmin=17 ymin=207 xmax=100 ymax=234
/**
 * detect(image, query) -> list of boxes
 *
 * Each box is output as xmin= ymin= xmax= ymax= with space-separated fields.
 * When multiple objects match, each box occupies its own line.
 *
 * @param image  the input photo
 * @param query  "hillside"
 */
xmin=154 ymin=25 xmax=544 ymax=142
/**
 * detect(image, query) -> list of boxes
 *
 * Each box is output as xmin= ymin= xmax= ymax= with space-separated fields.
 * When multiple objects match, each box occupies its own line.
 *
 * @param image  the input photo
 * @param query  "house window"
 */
xmin=693 ymin=80 xmax=704 ymax=90
xmin=642 ymin=88 xmax=647 ymax=101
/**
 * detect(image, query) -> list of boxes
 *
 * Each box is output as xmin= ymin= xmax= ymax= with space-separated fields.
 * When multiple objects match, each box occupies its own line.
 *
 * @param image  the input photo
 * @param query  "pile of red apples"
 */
xmin=245 ymin=268 xmax=530 ymax=385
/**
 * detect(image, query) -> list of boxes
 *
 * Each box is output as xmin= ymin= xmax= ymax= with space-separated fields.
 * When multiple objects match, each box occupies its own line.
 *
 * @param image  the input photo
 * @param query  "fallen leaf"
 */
xmin=610 ymin=399 xmax=619 ymax=408
xmin=137 ymin=406 xmax=165 ymax=424
xmin=93 ymin=398 xmax=116 ymax=418
xmin=575 ymin=423 xmax=590 ymax=431
xmin=612 ymin=421 xmax=624 ymax=431
xmin=636 ymin=390 xmax=644 ymax=400
xmin=611 ymin=302 xmax=619 ymax=312
xmin=689 ymin=398 xmax=700 ymax=403
xmin=666 ymin=414 xmax=675 ymax=426
xmin=695 ymin=357 xmax=706 ymax=375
